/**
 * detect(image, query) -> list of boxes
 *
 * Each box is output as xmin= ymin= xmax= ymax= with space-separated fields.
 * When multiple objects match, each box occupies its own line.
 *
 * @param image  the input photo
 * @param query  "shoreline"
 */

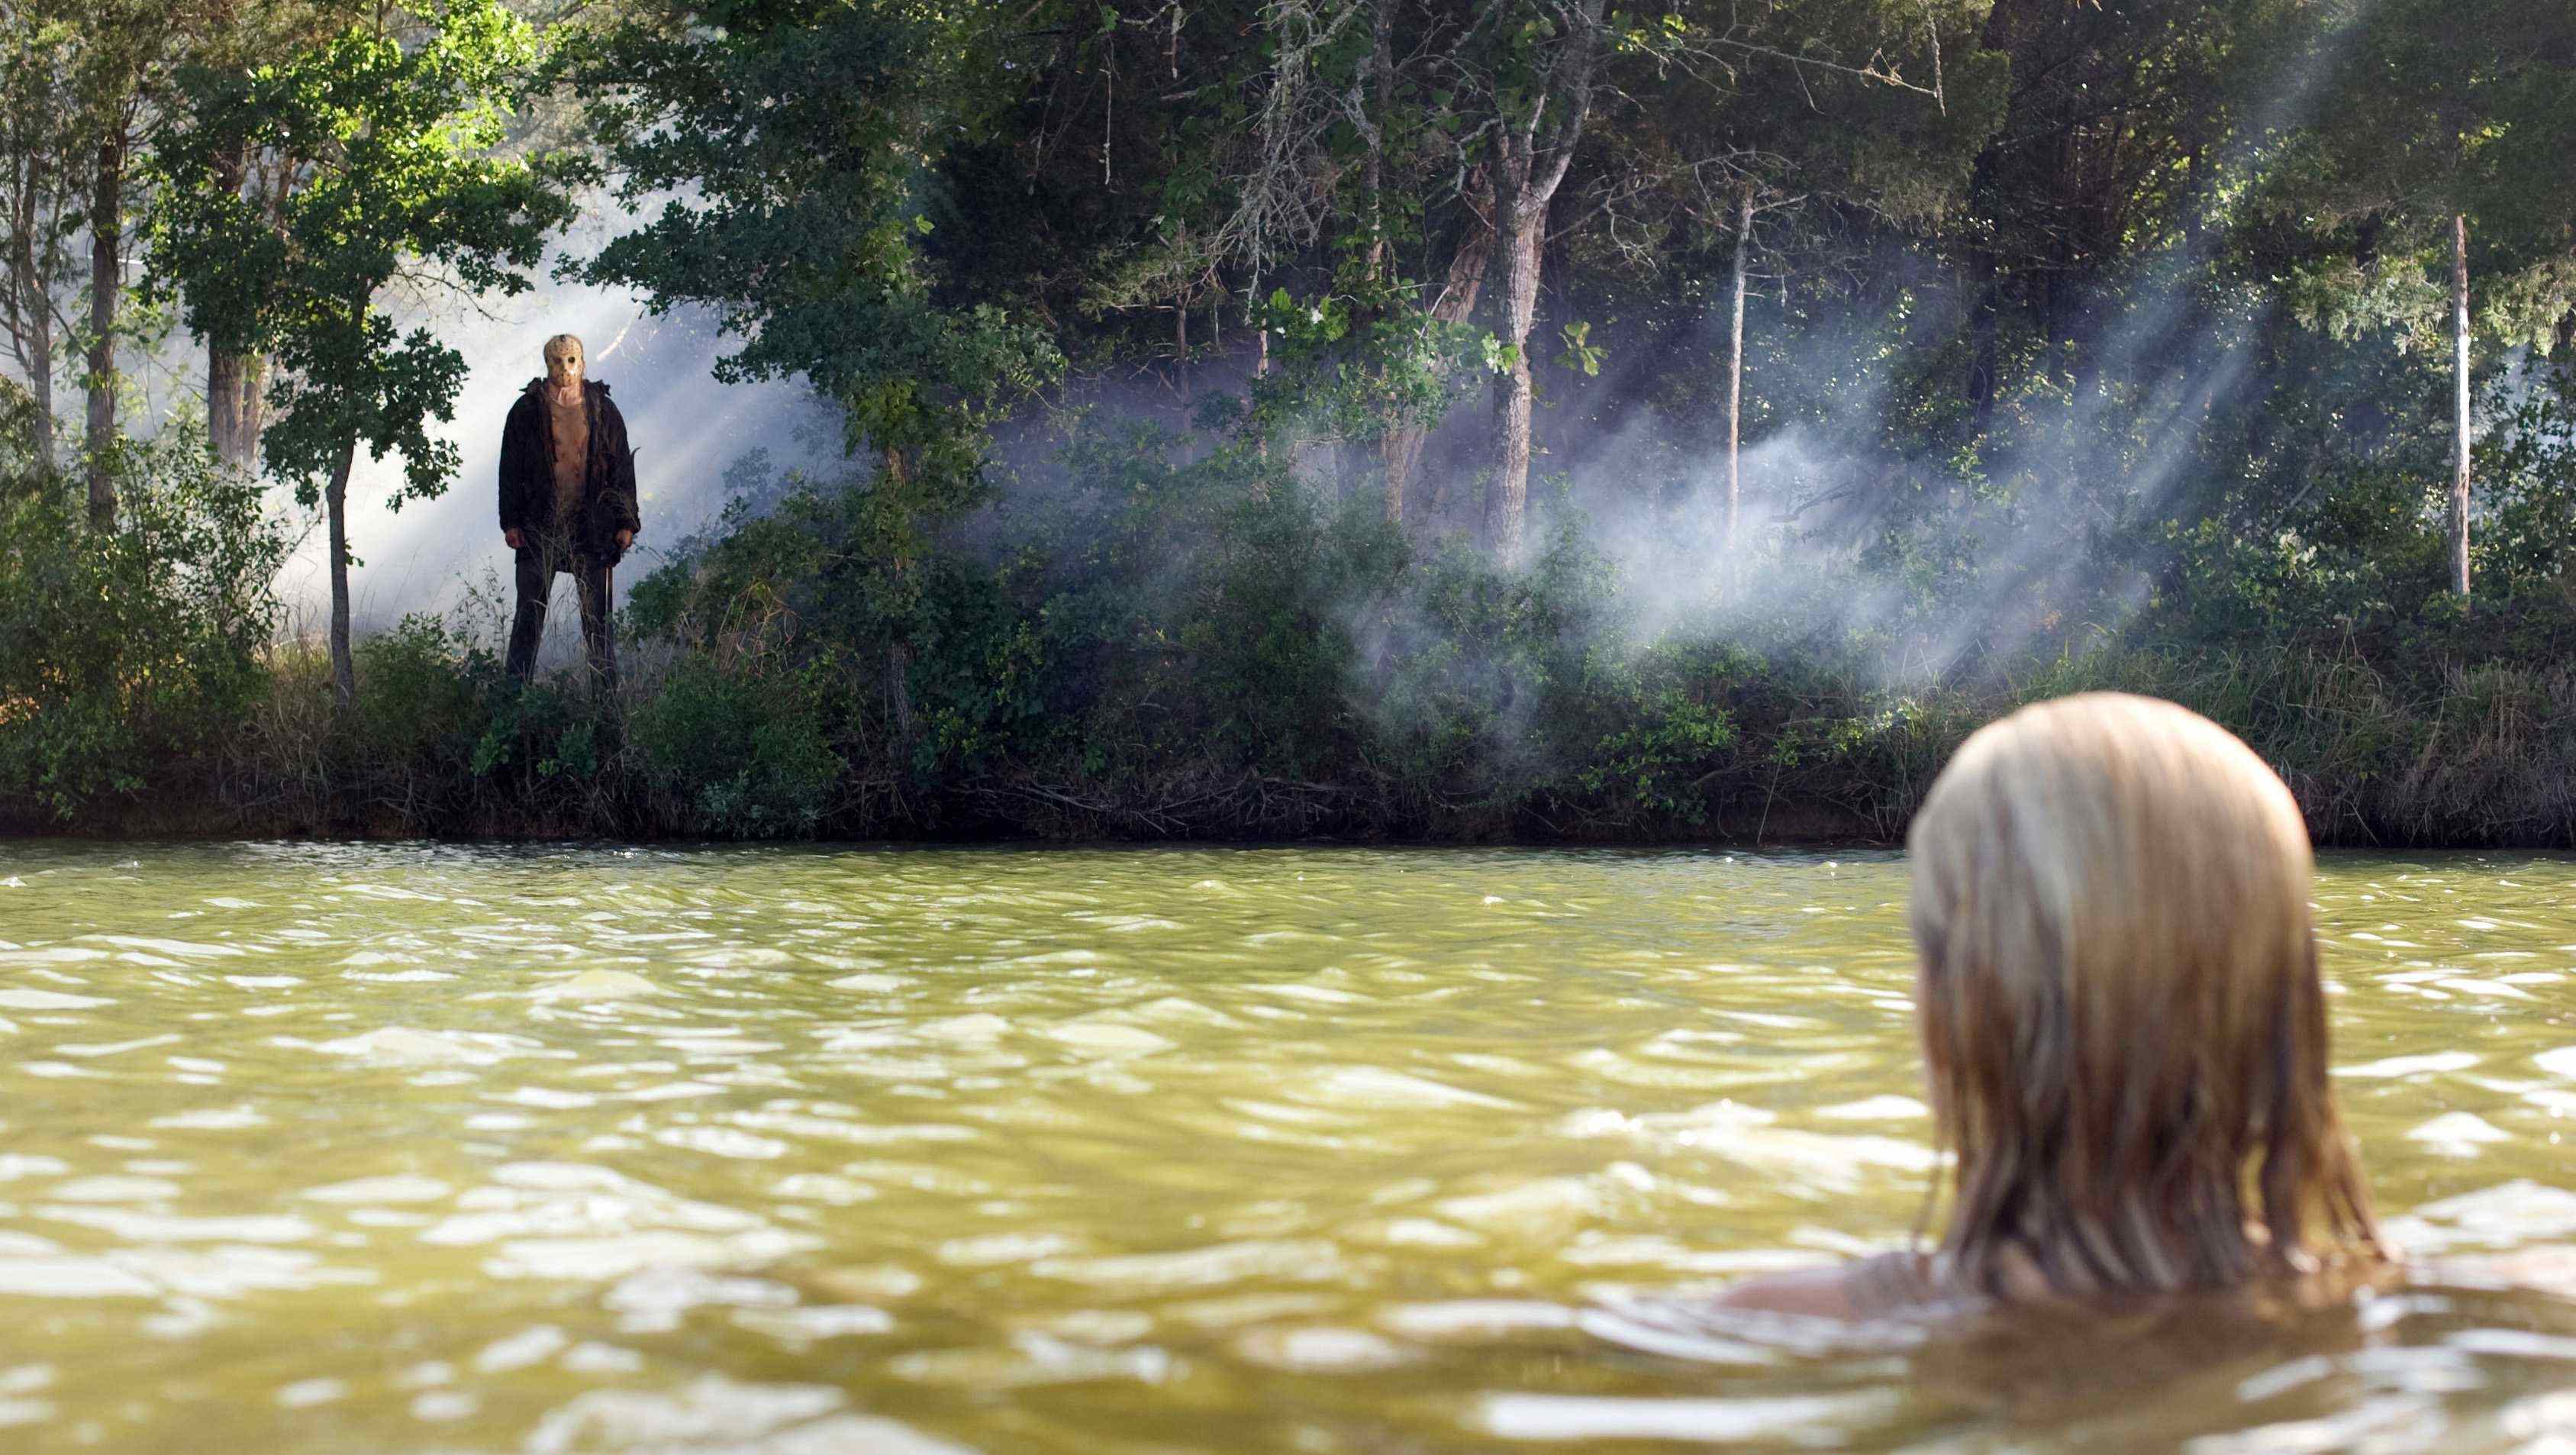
xmin=13 ymin=789 xmax=2574 ymax=851
xmin=0 ymin=798 xmax=1901 ymax=848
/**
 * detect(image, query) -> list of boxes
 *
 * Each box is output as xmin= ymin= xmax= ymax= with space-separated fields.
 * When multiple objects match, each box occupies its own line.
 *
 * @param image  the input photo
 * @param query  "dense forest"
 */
xmin=6 ymin=0 xmax=2576 ymax=844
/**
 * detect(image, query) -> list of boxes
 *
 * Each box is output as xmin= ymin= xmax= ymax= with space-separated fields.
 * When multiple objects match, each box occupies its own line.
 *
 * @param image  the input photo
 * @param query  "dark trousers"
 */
xmin=505 ymin=531 xmax=616 ymax=688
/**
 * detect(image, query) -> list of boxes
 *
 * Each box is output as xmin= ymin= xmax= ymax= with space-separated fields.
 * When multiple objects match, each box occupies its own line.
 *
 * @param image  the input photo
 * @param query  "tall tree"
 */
xmin=1185 ymin=0 xmax=1491 ymax=522
xmin=152 ymin=0 xmax=575 ymax=708
xmin=563 ymin=0 xmax=1060 ymax=733
xmin=79 ymin=29 xmax=138 ymax=526
xmin=1445 ymin=0 xmax=1606 ymax=561
xmin=63 ymin=0 xmax=182 ymax=529
xmin=1636 ymin=0 xmax=2004 ymax=564
xmin=2275 ymin=0 xmax=2576 ymax=601
xmin=190 ymin=0 xmax=346 ymax=473
xmin=1950 ymin=0 xmax=2276 ymax=431
xmin=0 ymin=10 xmax=83 ymax=486
xmin=1383 ymin=179 xmax=1493 ymax=524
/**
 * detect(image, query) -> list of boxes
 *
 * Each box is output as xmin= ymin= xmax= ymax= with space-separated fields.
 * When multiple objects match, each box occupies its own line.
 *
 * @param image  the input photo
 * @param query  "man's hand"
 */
xmin=615 ymin=528 xmax=633 ymax=552
xmin=505 ymin=527 xmax=524 ymax=550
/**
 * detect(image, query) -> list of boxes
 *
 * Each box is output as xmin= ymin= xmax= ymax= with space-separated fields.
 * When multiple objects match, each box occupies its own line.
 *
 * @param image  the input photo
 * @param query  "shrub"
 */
xmin=0 ymin=431 xmax=285 ymax=821
xmin=629 ymin=652 xmax=842 ymax=837
xmin=356 ymin=618 xmax=492 ymax=766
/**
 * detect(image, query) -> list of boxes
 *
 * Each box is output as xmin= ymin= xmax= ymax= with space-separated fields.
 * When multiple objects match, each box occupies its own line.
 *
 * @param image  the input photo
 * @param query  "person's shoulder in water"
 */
xmin=1712 ymin=1247 xmax=2068 ymax=1321
xmin=1709 ymin=692 xmax=2387 ymax=1320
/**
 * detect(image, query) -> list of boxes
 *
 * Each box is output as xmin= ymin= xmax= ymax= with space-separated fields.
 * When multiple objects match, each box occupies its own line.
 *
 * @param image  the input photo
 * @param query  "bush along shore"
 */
xmin=15 ymin=418 xmax=2576 ymax=849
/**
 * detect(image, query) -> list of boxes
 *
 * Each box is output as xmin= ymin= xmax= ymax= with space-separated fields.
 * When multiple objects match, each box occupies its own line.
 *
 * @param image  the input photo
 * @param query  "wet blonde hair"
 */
xmin=1907 ymin=692 xmax=2379 ymax=1299
xmin=543 ymin=334 xmax=585 ymax=364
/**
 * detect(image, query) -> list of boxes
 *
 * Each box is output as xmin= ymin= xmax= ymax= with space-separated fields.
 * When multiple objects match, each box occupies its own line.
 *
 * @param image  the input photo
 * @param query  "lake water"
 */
xmin=0 ymin=842 xmax=2573 ymax=1453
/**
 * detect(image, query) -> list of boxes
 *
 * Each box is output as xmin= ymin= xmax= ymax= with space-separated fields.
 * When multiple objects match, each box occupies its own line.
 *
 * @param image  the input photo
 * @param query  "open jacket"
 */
xmin=498 ymin=377 xmax=640 ymax=563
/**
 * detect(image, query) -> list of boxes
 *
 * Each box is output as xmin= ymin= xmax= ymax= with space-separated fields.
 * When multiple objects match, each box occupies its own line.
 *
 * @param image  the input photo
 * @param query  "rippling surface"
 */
xmin=0 ymin=842 xmax=2573 ymax=1452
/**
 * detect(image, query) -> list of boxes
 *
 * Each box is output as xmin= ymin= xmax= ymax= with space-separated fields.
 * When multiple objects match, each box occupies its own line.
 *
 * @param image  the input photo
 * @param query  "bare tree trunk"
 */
xmin=208 ymin=137 xmax=246 ymax=469
xmin=1387 ymin=186 xmax=1491 ymax=524
xmin=886 ymin=642 xmax=915 ymax=742
xmin=326 ymin=431 xmax=357 ymax=710
xmin=1385 ymin=432 xmax=1427 ymax=524
xmin=83 ymin=131 xmax=122 ymax=531
xmin=2452 ymin=211 xmax=2471 ymax=601
xmin=1483 ymin=194 xmax=1543 ymax=561
xmin=1472 ymin=0 xmax=1601 ymax=561
xmin=1725 ymin=187 xmax=1751 ymax=567
xmin=246 ymin=353 xmax=271 ymax=460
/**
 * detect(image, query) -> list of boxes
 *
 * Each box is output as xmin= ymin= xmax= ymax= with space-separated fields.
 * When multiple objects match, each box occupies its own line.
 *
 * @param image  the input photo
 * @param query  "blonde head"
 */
xmin=1907 ymin=692 xmax=2378 ymax=1299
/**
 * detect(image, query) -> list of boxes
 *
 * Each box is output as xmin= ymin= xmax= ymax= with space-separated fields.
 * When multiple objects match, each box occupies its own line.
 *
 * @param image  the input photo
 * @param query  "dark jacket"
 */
xmin=498 ymin=377 xmax=640 ymax=563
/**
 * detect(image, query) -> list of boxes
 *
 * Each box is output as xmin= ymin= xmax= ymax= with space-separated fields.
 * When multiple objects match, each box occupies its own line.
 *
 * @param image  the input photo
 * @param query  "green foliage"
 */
xmin=355 ymin=616 xmax=488 ymax=769
xmin=472 ymin=679 xmax=601 ymax=782
xmin=1576 ymin=666 xmax=1740 ymax=823
xmin=30 ymin=0 xmax=2576 ymax=852
xmin=1218 ymin=284 xmax=1484 ymax=454
xmin=899 ymin=558 xmax=1049 ymax=776
xmin=0 ymin=427 xmax=285 ymax=820
xmin=2270 ymin=0 xmax=2576 ymax=350
xmin=560 ymin=0 xmax=1062 ymax=590
xmin=148 ymin=0 xmax=577 ymax=507
xmin=629 ymin=653 xmax=842 ymax=837
xmin=2472 ymin=368 xmax=2576 ymax=595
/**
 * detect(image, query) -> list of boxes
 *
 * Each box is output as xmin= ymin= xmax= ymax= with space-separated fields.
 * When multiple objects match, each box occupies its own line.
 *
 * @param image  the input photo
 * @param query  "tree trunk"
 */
xmin=83 ymin=131 xmax=122 ymax=531
xmin=210 ymin=350 xmax=245 ymax=466
xmin=9 ymin=150 xmax=56 ymax=480
xmin=882 ymin=444 xmax=917 ymax=741
xmin=1483 ymin=195 xmax=1543 ymax=561
xmin=1472 ymin=0 xmax=1600 ymax=560
xmin=886 ymin=642 xmax=915 ymax=742
xmin=2181 ymin=142 xmax=2204 ymax=255
xmin=26 ymin=325 xmax=52 ymax=480
xmin=2452 ymin=211 xmax=2471 ymax=601
xmin=1725 ymin=188 xmax=1752 ymax=568
xmin=326 ymin=431 xmax=357 ymax=710
xmin=208 ymin=350 xmax=269 ymax=472
xmin=1967 ymin=247 xmax=1999 ymax=434
xmin=1364 ymin=0 xmax=1391 ymax=283
xmin=1388 ymin=176 xmax=1493 ymax=524
xmin=20 ymin=294 xmax=53 ymax=484
xmin=207 ymin=137 xmax=246 ymax=469
xmin=203 ymin=134 xmax=269 ymax=473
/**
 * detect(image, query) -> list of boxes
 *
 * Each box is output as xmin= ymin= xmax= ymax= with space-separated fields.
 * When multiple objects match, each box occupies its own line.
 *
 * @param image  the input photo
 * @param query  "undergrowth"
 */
xmin=16 ymin=420 xmax=2576 ymax=847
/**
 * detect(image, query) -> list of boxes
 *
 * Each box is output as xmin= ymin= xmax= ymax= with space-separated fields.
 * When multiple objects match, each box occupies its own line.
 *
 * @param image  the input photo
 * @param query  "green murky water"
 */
xmin=1 ymin=843 xmax=2574 ymax=1453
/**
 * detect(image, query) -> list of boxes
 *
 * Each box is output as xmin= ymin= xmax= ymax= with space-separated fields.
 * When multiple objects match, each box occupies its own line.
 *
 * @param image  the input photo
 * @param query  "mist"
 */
xmin=281 ymin=278 xmax=835 ymax=658
xmin=1473 ymin=13 xmax=2370 ymax=692
xmin=75 ymin=0 xmax=2391 ymax=698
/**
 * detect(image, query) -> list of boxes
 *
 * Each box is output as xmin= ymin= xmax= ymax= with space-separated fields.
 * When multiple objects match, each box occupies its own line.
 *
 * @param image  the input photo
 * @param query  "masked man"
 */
xmin=498 ymin=334 xmax=640 ymax=686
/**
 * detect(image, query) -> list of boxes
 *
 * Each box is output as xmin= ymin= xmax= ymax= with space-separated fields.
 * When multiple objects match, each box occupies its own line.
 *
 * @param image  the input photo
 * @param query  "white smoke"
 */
xmin=301 ymin=305 xmax=827 ymax=652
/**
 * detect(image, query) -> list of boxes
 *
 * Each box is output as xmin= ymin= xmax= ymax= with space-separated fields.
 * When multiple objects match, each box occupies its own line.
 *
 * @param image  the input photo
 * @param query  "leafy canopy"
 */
xmin=150 ymin=0 xmax=577 ymax=505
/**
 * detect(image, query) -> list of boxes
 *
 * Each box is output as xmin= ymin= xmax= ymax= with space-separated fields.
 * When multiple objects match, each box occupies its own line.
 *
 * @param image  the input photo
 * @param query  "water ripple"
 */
xmin=0 ymin=843 xmax=2568 ymax=1453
